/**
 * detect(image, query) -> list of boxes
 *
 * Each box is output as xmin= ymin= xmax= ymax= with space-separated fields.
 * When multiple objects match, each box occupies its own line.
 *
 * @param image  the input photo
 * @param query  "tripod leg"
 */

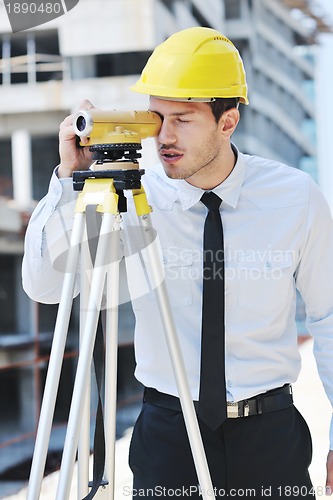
xmin=55 ymin=212 xmax=117 ymax=500
xmin=27 ymin=212 xmax=85 ymax=500
xmin=104 ymin=215 xmax=121 ymax=498
xmin=139 ymin=213 xmax=216 ymax=500
xmin=78 ymin=239 xmax=93 ymax=499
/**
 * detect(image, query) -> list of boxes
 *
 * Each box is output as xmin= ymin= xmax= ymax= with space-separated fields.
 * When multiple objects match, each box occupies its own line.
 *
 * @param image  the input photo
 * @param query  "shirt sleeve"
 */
xmin=295 ymin=176 xmax=333 ymax=448
xmin=22 ymin=169 xmax=79 ymax=303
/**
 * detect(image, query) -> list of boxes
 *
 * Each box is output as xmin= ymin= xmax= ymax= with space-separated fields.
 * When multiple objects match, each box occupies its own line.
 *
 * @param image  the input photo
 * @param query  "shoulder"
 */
xmin=243 ymin=153 xmax=310 ymax=184
xmin=240 ymin=153 xmax=315 ymax=209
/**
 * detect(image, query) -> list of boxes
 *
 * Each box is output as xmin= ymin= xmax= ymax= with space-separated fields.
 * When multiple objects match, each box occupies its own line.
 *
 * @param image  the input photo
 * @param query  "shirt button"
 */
xmin=163 ymin=256 xmax=168 ymax=265
xmin=227 ymin=380 xmax=232 ymax=388
xmin=265 ymin=261 xmax=272 ymax=269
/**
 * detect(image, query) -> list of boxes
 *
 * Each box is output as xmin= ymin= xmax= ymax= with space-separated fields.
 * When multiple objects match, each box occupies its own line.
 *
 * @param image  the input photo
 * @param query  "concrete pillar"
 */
xmin=11 ymin=129 xmax=33 ymax=208
xmin=71 ymin=55 xmax=96 ymax=79
xmin=2 ymin=35 xmax=11 ymax=85
xmin=19 ymin=367 xmax=35 ymax=432
xmin=14 ymin=255 xmax=33 ymax=335
xmin=27 ymin=33 xmax=37 ymax=84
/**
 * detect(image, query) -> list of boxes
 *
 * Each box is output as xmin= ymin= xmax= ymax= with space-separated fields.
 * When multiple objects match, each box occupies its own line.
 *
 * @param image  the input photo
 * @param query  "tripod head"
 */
xmin=73 ymin=109 xmax=161 ymax=164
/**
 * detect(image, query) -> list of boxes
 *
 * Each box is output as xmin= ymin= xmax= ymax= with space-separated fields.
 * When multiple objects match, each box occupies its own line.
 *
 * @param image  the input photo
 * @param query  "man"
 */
xmin=22 ymin=27 xmax=333 ymax=497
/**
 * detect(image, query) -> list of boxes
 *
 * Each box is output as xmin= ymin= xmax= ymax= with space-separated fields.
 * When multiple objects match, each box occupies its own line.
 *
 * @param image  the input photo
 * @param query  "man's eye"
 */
xmin=177 ymin=118 xmax=190 ymax=123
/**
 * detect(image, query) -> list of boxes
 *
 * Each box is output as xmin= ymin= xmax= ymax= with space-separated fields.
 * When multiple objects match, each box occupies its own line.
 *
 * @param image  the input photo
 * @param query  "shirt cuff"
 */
xmin=50 ymin=166 xmax=77 ymax=206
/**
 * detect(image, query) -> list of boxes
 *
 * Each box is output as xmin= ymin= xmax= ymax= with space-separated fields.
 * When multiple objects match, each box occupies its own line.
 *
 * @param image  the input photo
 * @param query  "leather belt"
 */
xmin=144 ymin=384 xmax=293 ymax=419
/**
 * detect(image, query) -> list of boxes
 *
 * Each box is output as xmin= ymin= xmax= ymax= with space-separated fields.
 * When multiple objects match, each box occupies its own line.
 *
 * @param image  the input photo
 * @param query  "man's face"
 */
xmin=149 ymin=97 xmax=228 ymax=188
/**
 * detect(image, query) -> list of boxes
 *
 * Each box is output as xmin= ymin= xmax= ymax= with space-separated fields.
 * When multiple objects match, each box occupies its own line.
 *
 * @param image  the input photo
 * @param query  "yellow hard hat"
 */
xmin=130 ymin=27 xmax=248 ymax=105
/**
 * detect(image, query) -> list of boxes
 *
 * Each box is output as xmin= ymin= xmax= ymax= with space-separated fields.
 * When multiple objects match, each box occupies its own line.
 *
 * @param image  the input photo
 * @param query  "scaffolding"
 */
xmin=280 ymin=0 xmax=333 ymax=37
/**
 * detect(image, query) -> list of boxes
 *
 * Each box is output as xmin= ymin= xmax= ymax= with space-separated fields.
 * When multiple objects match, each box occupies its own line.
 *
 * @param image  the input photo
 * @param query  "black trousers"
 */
xmin=129 ymin=400 xmax=314 ymax=499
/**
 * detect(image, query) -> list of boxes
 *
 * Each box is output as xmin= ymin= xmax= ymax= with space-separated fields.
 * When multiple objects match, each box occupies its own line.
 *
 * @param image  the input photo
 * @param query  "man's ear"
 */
xmin=220 ymin=108 xmax=240 ymax=137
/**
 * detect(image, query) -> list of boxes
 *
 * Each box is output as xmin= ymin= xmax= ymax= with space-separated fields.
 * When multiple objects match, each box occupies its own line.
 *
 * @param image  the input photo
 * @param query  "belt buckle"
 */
xmin=227 ymin=401 xmax=250 ymax=418
xmin=227 ymin=402 xmax=239 ymax=418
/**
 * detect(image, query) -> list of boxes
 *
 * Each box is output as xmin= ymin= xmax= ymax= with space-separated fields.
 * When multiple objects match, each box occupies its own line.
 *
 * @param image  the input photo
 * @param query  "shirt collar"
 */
xmin=172 ymin=144 xmax=246 ymax=210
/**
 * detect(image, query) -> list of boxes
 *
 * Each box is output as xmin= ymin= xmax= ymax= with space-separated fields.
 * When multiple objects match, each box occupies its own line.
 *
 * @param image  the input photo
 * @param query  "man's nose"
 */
xmin=157 ymin=121 xmax=177 ymax=145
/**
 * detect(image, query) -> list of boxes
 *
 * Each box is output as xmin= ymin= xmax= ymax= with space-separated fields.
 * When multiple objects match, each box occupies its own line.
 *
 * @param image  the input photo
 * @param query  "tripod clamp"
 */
xmin=73 ymin=168 xmax=144 ymax=193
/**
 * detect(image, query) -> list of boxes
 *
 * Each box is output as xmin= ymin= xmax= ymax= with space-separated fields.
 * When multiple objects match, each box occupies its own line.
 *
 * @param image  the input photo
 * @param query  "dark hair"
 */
xmin=208 ymin=98 xmax=239 ymax=123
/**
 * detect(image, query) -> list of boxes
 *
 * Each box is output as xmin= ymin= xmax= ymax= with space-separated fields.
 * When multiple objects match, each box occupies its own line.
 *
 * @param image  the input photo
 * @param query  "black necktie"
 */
xmin=198 ymin=191 xmax=227 ymax=430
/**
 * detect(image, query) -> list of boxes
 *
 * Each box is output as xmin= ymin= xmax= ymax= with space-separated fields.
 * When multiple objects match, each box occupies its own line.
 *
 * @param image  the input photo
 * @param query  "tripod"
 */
xmin=27 ymin=166 xmax=216 ymax=500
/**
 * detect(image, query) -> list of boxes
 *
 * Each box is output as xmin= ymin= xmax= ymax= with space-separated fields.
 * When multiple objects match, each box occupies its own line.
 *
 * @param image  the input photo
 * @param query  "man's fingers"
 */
xmin=326 ymin=450 xmax=333 ymax=495
xmin=78 ymin=98 xmax=95 ymax=110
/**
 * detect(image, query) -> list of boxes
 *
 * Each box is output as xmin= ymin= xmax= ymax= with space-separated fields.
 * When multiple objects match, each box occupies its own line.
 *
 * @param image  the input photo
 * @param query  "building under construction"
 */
xmin=0 ymin=0 xmax=331 ymax=493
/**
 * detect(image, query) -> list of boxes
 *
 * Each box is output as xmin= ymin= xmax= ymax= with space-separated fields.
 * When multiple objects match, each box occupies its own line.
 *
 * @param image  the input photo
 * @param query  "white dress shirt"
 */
xmin=22 ymin=146 xmax=333 ymax=446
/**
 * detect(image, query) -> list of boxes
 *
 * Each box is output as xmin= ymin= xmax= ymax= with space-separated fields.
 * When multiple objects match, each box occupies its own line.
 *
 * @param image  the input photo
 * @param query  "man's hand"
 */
xmin=58 ymin=98 xmax=95 ymax=178
xmin=326 ymin=450 xmax=333 ymax=495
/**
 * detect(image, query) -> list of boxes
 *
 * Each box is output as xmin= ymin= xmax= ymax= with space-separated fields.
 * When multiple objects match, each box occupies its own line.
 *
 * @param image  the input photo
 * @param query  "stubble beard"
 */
xmin=159 ymin=128 xmax=222 ymax=182
xmin=162 ymin=148 xmax=221 ymax=182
